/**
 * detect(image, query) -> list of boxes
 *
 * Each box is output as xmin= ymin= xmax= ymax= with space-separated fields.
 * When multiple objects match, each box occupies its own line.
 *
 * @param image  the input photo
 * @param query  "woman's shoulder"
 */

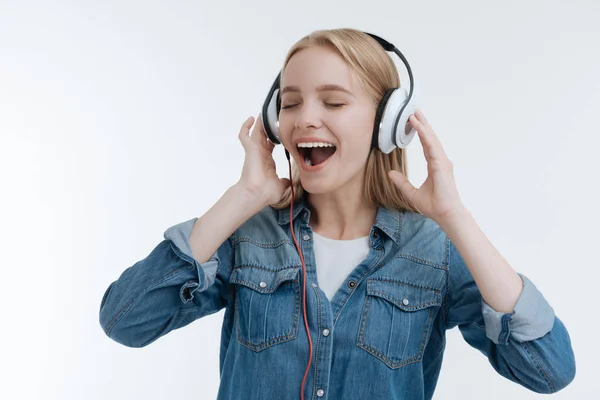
xmin=379 ymin=206 xmax=446 ymax=243
xmin=388 ymin=208 xmax=449 ymax=266
xmin=229 ymin=204 xmax=293 ymax=244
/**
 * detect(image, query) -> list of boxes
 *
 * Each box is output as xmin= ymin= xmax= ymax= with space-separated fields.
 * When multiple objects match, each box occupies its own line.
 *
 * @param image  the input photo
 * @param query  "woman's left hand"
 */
xmin=388 ymin=109 xmax=466 ymax=224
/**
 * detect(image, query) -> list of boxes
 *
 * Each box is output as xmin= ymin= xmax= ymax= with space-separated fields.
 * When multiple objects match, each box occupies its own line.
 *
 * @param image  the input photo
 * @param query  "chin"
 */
xmin=299 ymin=177 xmax=342 ymax=196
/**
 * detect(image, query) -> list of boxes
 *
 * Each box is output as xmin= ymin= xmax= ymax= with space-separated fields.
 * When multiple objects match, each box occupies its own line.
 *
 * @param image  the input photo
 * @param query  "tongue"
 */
xmin=310 ymin=147 xmax=336 ymax=166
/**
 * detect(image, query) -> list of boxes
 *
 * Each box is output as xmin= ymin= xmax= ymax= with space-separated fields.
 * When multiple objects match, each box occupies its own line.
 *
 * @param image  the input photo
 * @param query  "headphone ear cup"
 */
xmin=395 ymin=100 xmax=417 ymax=149
xmin=261 ymin=71 xmax=283 ymax=145
xmin=377 ymin=87 xmax=417 ymax=153
xmin=276 ymin=91 xmax=281 ymax=119
xmin=372 ymin=88 xmax=396 ymax=151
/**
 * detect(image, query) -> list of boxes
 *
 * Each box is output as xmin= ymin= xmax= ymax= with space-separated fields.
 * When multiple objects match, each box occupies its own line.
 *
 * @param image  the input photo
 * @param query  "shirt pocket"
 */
xmin=230 ymin=265 xmax=301 ymax=352
xmin=357 ymin=277 xmax=442 ymax=369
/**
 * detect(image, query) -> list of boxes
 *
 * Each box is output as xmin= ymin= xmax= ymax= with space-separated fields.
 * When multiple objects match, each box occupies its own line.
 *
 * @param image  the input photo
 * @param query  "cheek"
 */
xmin=337 ymin=117 xmax=374 ymax=152
xmin=356 ymin=111 xmax=376 ymax=149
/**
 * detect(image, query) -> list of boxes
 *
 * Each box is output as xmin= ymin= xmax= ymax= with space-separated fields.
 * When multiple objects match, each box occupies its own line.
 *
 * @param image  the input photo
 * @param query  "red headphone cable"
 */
xmin=285 ymin=148 xmax=313 ymax=400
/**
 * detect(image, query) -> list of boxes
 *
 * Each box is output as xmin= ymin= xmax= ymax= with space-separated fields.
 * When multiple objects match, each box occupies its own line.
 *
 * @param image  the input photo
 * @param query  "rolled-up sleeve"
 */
xmin=99 ymin=217 xmax=233 ymax=347
xmin=481 ymin=273 xmax=555 ymax=344
xmin=164 ymin=217 xmax=221 ymax=300
xmin=445 ymin=237 xmax=576 ymax=394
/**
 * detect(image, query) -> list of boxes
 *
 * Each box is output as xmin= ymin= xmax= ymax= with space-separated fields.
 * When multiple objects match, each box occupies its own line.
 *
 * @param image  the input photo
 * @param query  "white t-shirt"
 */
xmin=312 ymin=231 xmax=370 ymax=300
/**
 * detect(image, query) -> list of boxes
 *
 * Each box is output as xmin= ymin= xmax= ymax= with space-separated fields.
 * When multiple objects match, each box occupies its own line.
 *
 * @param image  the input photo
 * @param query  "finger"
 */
xmin=414 ymin=109 xmax=429 ymax=124
xmin=409 ymin=114 xmax=446 ymax=161
xmin=252 ymin=114 xmax=277 ymax=152
xmin=250 ymin=114 xmax=265 ymax=142
xmin=238 ymin=116 xmax=254 ymax=147
xmin=265 ymin=137 xmax=275 ymax=153
xmin=414 ymin=109 xmax=439 ymax=141
xmin=409 ymin=114 xmax=432 ymax=159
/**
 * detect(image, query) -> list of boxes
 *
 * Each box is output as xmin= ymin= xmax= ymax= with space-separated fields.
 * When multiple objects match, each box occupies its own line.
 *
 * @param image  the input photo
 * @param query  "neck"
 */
xmin=307 ymin=190 xmax=377 ymax=241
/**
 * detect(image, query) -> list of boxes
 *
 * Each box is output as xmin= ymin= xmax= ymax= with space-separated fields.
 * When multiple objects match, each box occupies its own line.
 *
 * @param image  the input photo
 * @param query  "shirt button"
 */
xmin=347 ymin=280 xmax=356 ymax=288
xmin=316 ymin=389 xmax=325 ymax=397
xmin=402 ymin=298 xmax=409 ymax=306
xmin=322 ymin=328 xmax=330 ymax=336
xmin=303 ymin=234 xmax=311 ymax=241
xmin=259 ymin=281 xmax=267 ymax=288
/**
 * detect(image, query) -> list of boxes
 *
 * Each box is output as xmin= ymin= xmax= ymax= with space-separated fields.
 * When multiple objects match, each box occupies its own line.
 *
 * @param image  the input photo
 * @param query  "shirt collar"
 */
xmin=274 ymin=195 xmax=402 ymax=245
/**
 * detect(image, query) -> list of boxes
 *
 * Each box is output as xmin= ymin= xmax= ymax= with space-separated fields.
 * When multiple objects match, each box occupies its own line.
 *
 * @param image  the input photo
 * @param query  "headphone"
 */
xmin=260 ymin=31 xmax=417 ymax=154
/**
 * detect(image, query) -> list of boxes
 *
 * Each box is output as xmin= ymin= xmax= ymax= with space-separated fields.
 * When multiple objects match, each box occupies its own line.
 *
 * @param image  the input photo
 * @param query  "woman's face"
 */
xmin=278 ymin=46 xmax=376 ymax=195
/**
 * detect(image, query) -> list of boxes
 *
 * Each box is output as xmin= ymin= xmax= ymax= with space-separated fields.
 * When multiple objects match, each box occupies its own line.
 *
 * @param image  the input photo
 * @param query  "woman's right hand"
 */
xmin=236 ymin=115 xmax=291 ymax=205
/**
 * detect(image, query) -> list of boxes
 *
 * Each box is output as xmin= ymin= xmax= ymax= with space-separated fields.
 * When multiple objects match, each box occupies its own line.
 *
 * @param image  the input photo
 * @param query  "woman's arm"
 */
xmin=438 ymin=207 xmax=524 ymax=313
xmin=444 ymin=237 xmax=576 ymax=394
xmin=98 ymin=223 xmax=233 ymax=348
xmin=98 ymin=184 xmax=267 ymax=348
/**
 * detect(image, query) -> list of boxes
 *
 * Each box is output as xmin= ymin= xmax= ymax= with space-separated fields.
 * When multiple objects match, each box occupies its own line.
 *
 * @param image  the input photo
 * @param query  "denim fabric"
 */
xmin=99 ymin=197 xmax=575 ymax=399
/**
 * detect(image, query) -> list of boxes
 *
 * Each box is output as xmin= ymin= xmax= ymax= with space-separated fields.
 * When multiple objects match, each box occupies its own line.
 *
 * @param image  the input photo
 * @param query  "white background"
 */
xmin=1 ymin=0 xmax=598 ymax=399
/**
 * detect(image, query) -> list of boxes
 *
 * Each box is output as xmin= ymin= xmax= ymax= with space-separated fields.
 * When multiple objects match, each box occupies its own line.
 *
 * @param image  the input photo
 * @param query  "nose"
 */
xmin=293 ymin=101 xmax=322 ymax=130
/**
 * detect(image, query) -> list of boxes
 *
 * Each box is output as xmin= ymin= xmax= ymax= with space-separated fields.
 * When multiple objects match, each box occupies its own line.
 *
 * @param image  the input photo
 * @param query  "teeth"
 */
xmin=297 ymin=142 xmax=335 ymax=148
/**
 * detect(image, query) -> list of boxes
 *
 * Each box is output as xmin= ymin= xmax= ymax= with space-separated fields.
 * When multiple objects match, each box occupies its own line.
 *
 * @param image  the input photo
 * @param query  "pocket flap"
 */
xmin=367 ymin=278 xmax=441 ymax=311
xmin=230 ymin=266 xmax=300 ymax=294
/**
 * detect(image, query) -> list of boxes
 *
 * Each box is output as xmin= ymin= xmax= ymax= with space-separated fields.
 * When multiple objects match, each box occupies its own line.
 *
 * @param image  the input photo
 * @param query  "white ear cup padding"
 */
xmin=378 ymin=88 xmax=417 ymax=153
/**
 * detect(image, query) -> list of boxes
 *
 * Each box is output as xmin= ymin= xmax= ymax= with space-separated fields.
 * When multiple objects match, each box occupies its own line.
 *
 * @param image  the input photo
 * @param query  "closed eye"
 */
xmin=280 ymin=103 xmax=346 ymax=110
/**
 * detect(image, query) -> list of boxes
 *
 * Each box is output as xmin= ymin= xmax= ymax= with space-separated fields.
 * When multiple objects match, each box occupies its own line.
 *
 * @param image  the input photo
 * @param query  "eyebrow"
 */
xmin=280 ymin=84 xmax=354 ymax=96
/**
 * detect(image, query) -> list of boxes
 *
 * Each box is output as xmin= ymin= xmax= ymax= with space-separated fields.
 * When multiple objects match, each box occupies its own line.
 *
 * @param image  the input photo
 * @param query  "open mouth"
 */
xmin=297 ymin=143 xmax=337 ymax=168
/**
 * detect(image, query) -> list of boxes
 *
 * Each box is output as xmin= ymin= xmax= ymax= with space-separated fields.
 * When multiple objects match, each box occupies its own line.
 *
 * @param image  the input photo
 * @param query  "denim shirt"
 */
xmin=99 ymin=198 xmax=576 ymax=399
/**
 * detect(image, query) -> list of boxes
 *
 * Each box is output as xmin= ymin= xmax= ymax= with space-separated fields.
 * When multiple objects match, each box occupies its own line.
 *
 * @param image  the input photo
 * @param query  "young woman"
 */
xmin=99 ymin=29 xmax=575 ymax=399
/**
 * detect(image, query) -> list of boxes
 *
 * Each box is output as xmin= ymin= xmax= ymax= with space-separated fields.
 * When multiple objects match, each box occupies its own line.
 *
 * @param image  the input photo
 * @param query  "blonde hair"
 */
xmin=271 ymin=28 xmax=421 ymax=215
